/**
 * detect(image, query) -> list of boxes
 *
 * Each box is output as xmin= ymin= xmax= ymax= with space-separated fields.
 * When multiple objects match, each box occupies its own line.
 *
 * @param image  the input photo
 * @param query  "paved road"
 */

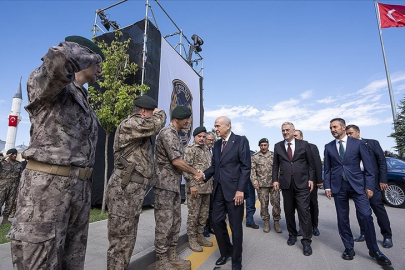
xmin=180 ymin=190 xmax=405 ymax=270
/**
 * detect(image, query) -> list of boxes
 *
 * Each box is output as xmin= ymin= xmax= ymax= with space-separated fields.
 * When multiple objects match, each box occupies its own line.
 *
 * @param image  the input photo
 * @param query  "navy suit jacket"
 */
xmin=272 ymin=139 xmax=315 ymax=190
xmin=363 ymin=138 xmax=388 ymax=190
xmin=324 ymin=136 xmax=375 ymax=194
xmin=204 ymin=132 xmax=251 ymax=202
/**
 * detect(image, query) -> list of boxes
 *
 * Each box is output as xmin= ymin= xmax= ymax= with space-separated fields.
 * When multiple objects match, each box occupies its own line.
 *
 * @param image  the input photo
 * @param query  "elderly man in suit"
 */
xmin=202 ymin=116 xmax=251 ymax=270
xmin=345 ymin=124 xmax=393 ymax=248
xmin=272 ymin=122 xmax=314 ymax=256
xmin=324 ymin=118 xmax=391 ymax=266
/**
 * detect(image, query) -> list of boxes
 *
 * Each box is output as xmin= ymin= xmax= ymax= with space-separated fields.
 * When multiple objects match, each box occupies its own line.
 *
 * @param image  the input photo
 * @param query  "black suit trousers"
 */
xmin=212 ymin=183 xmax=244 ymax=267
xmin=282 ymin=176 xmax=312 ymax=246
xmin=309 ymin=186 xmax=319 ymax=228
xmin=356 ymin=189 xmax=392 ymax=238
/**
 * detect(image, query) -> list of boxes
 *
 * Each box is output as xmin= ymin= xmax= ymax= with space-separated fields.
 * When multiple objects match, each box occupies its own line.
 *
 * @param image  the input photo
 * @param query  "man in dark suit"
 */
xmin=272 ymin=122 xmax=314 ymax=256
xmin=345 ymin=124 xmax=393 ymax=248
xmin=294 ymin=130 xmax=323 ymax=236
xmin=324 ymin=118 xmax=391 ymax=266
xmin=202 ymin=116 xmax=251 ymax=270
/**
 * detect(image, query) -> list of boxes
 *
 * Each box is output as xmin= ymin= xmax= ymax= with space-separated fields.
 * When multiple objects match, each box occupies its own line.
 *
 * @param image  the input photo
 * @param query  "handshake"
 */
xmin=193 ymin=170 xmax=205 ymax=182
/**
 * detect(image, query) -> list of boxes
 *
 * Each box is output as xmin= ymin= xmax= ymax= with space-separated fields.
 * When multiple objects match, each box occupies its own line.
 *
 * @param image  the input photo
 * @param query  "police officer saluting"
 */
xmin=7 ymin=36 xmax=104 ymax=269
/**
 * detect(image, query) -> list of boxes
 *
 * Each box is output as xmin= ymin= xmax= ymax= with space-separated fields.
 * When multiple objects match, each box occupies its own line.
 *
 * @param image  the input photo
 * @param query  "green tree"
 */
xmin=89 ymin=31 xmax=149 ymax=213
xmin=390 ymin=97 xmax=405 ymax=157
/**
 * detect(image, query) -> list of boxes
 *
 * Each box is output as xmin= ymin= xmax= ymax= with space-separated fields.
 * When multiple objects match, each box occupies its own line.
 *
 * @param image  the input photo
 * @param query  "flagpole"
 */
xmin=374 ymin=0 xmax=397 ymax=122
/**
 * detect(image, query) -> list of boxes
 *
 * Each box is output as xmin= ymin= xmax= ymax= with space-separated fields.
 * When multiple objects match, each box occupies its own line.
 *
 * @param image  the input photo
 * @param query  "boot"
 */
xmin=156 ymin=253 xmax=176 ymax=270
xmin=263 ymin=220 xmax=270 ymax=233
xmin=274 ymin=220 xmax=282 ymax=233
xmin=197 ymin=234 xmax=213 ymax=247
xmin=1 ymin=216 xmax=11 ymax=225
xmin=168 ymin=246 xmax=191 ymax=269
xmin=188 ymin=237 xmax=203 ymax=252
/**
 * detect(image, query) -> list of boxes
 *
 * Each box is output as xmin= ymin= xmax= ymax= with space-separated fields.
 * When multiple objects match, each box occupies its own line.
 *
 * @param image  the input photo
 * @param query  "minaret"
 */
xmin=5 ymin=77 xmax=23 ymax=152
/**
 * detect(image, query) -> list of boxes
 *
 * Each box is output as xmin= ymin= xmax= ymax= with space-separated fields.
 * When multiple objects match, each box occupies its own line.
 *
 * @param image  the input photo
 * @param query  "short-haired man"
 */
xmin=0 ymin=148 xmax=22 ymax=225
xmin=154 ymin=106 xmax=203 ymax=270
xmin=106 ymin=95 xmax=166 ymax=269
xmin=251 ymin=138 xmax=282 ymax=233
xmin=272 ymin=122 xmax=314 ymax=256
xmin=293 ymin=130 xmax=323 ymax=236
xmin=7 ymin=36 xmax=104 ymax=269
xmin=324 ymin=118 xmax=391 ymax=266
xmin=345 ymin=124 xmax=393 ymax=249
xmin=184 ymin=126 xmax=214 ymax=252
xmin=203 ymin=132 xmax=215 ymax=237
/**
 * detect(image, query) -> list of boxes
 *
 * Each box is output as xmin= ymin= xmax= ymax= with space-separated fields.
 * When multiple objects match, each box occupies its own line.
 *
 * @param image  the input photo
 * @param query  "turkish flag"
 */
xmin=378 ymin=3 xmax=405 ymax=28
xmin=8 ymin=115 xmax=18 ymax=127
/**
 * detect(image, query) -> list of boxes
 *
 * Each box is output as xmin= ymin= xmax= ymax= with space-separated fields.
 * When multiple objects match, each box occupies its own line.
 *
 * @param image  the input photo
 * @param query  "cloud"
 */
xmin=204 ymin=105 xmax=259 ymax=119
xmin=316 ymin=96 xmax=336 ymax=104
xmin=205 ymin=74 xmax=400 ymax=132
xmin=300 ymin=90 xmax=313 ymax=100
xmin=232 ymin=122 xmax=244 ymax=133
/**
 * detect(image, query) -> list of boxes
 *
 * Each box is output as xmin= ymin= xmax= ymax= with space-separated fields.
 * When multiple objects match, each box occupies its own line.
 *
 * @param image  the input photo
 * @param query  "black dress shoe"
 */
xmin=313 ymin=227 xmax=320 ymax=236
xmin=369 ymin=250 xmax=391 ymax=266
xmin=303 ymin=245 xmax=312 ymax=256
xmin=342 ymin=248 xmax=355 ymax=260
xmin=203 ymin=227 xmax=210 ymax=237
xmin=246 ymin=223 xmax=259 ymax=229
xmin=215 ymin=253 xmax=232 ymax=265
xmin=287 ymin=236 xmax=297 ymax=246
xmin=296 ymin=230 xmax=302 ymax=236
xmin=382 ymin=237 xmax=393 ymax=248
xmin=354 ymin=234 xmax=365 ymax=242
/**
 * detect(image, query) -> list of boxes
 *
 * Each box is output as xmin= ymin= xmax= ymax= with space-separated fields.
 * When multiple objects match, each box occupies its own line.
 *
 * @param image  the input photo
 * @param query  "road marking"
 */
xmin=186 ymin=200 xmax=260 ymax=270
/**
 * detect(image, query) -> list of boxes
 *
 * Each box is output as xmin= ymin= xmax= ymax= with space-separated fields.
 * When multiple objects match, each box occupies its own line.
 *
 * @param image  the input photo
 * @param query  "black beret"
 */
xmin=133 ymin=95 xmax=157 ymax=109
xmin=0 ymin=153 xmax=3 ymax=156
xmin=193 ymin=126 xmax=206 ymax=136
xmin=172 ymin=106 xmax=192 ymax=119
xmin=6 ymin=148 xmax=17 ymax=155
xmin=258 ymin=138 xmax=269 ymax=146
xmin=65 ymin=35 xmax=105 ymax=61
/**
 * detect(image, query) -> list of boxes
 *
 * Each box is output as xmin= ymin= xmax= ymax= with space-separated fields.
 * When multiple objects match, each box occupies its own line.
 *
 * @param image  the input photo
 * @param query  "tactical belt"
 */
xmin=114 ymin=169 xmax=145 ymax=184
xmin=26 ymin=160 xmax=93 ymax=180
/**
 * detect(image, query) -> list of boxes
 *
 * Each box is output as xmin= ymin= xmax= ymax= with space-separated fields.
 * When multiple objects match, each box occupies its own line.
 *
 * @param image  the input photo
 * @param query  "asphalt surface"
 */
xmin=1 ymin=189 xmax=404 ymax=270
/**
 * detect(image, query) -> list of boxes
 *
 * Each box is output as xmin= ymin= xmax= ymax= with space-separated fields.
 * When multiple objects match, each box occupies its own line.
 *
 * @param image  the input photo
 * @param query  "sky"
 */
xmin=1 ymin=0 xmax=405 ymax=158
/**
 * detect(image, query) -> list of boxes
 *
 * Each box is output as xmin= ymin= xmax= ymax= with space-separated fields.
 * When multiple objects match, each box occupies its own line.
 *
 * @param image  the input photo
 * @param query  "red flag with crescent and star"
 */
xmin=378 ymin=3 xmax=405 ymax=28
xmin=8 ymin=115 xmax=18 ymax=127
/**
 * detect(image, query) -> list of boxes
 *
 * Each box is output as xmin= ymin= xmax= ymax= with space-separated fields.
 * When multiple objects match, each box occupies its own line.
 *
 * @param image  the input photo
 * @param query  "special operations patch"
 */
xmin=170 ymin=79 xmax=193 ymax=146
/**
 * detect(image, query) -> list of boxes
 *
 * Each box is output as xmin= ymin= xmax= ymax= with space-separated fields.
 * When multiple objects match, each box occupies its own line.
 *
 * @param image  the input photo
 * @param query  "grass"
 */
xmin=0 ymin=223 xmax=12 ymax=245
xmin=0 ymin=208 xmax=109 ymax=244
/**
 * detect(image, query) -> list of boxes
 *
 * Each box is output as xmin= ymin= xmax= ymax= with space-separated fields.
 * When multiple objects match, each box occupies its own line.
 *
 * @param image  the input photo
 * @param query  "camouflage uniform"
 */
xmin=0 ymin=159 xmax=22 ymax=218
xmin=251 ymin=151 xmax=281 ymax=222
xmin=154 ymin=123 xmax=184 ymax=254
xmin=7 ymin=41 xmax=101 ymax=270
xmin=106 ymin=110 xmax=166 ymax=270
xmin=183 ymin=142 xmax=213 ymax=239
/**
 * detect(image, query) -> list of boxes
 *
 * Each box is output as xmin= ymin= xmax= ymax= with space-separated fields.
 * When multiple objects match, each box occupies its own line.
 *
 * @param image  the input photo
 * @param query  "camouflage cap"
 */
xmin=193 ymin=126 xmax=206 ymax=136
xmin=133 ymin=95 xmax=158 ymax=109
xmin=172 ymin=106 xmax=192 ymax=119
xmin=6 ymin=148 xmax=17 ymax=155
xmin=65 ymin=35 xmax=105 ymax=60
xmin=258 ymin=138 xmax=269 ymax=146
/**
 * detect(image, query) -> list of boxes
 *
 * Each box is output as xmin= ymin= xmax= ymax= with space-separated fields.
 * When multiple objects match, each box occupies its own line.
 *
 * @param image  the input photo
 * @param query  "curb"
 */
xmin=128 ymin=230 xmax=189 ymax=270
